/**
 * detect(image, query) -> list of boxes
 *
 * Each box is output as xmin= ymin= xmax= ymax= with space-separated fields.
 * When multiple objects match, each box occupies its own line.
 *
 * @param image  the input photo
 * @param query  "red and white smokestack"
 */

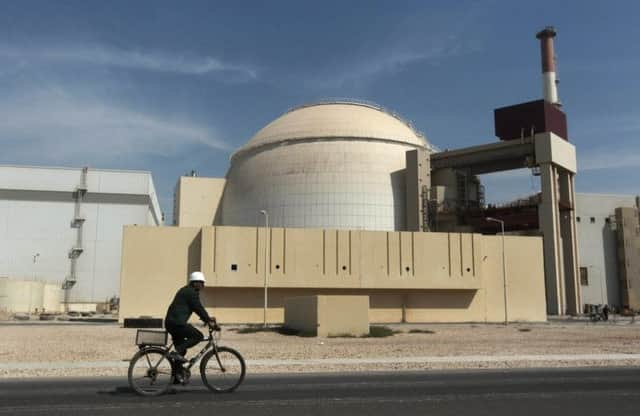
xmin=536 ymin=26 xmax=560 ymax=106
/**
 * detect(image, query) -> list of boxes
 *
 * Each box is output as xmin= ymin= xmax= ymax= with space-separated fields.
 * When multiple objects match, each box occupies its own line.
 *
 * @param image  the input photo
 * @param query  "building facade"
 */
xmin=120 ymin=225 xmax=547 ymax=324
xmin=575 ymin=193 xmax=639 ymax=310
xmin=0 ymin=165 xmax=162 ymax=311
xmin=615 ymin=206 xmax=640 ymax=310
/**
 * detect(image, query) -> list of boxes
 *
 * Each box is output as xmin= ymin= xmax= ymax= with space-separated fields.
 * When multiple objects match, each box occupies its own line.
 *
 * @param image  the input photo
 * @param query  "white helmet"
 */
xmin=189 ymin=271 xmax=206 ymax=283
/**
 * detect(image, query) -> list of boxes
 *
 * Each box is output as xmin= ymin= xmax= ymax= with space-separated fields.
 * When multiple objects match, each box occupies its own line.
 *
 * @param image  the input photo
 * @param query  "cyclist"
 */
xmin=164 ymin=271 xmax=217 ymax=365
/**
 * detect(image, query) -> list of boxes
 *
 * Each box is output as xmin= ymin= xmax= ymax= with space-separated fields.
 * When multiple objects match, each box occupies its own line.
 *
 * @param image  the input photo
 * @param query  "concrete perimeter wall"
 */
xmin=119 ymin=226 xmax=546 ymax=323
xmin=285 ymin=295 xmax=369 ymax=337
xmin=284 ymin=296 xmax=318 ymax=333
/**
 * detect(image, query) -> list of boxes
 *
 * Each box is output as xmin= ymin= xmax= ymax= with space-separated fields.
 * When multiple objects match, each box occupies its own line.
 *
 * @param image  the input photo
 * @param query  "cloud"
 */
xmin=479 ymin=169 xmax=540 ymax=204
xmin=0 ymin=89 xmax=231 ymax=165
xmin=573 ymin=114 xmax=640 ymax=171
xmin=302 ymin=4 xmax=485 ymax=90
xmin=0 ymin=43 xmax=257 ymax=80
xmin=480 ymin=169 xmax=532 ymax=180
xmin=309 ymin=40 xmax=466 ymax=90
xmin=579 ymin=149 xmax=640 ymax=171
xmin=311 ymin=50 xmax=431 ymax=89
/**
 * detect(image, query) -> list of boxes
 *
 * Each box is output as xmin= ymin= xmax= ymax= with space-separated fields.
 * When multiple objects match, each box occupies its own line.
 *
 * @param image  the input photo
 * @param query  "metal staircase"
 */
xmin=63 ymin=167 xmax=88 ymax=305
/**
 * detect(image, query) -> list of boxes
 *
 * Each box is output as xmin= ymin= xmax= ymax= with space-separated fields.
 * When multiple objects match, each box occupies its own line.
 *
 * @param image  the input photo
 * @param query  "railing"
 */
xmin=284 ymin=98 xmax=438 ymax=151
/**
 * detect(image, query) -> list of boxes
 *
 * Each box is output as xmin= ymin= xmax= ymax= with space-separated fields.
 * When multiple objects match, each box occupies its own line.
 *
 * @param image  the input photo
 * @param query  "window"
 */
xmin=605 ymin=217 xmax=611 ymax=224
xmin=590 ymin=217 xmax=596 ymax=223
xmin=580 ymin=267 xmax=589 ymax=286
xmin=576 ymin=217 xmax=581 ymax=222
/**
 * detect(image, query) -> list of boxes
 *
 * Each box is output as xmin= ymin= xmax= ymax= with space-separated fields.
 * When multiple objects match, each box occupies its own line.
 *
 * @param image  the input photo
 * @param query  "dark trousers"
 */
xmin=166 ymin=323 xmax=203 ymax=356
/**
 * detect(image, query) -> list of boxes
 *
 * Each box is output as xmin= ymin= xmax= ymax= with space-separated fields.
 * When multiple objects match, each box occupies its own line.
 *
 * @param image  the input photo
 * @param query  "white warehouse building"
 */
xmin=0 ymin=165 xmax=162 ymax=312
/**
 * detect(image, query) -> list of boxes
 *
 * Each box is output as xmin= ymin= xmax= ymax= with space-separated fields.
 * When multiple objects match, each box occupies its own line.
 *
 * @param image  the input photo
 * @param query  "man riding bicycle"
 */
xmin=164 ymin=271 xmax=217 ymax=365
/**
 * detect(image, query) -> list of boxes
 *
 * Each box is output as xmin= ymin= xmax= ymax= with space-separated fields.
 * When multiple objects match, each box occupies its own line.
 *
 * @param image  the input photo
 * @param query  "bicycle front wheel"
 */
xmin=128 ymin=347 xmax=174 ymax=396
xmin=200 ymin=346 xmax=246 ymax=393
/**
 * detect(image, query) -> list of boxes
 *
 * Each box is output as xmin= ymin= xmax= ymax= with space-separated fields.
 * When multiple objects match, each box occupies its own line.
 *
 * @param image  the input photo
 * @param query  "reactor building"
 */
xmin=118 ymin=26 xmax=638 ymax=325
xmin=217 ymin=101 xmax=437 ymax=231
xmin=120 ymin=94 xmax=548 ymax=324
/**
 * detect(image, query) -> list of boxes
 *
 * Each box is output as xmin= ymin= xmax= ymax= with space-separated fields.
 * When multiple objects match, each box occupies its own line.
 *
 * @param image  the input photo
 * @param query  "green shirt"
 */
xmin=164 ymin=285 xmax=211 ymax=326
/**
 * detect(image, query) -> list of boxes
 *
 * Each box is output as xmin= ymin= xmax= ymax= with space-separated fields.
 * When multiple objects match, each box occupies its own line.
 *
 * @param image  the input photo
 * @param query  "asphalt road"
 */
xmin=1 ymin=367 xmax=640 ymax=415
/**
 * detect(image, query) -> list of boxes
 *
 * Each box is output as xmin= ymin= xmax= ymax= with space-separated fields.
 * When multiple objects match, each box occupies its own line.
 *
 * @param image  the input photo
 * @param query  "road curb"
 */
xmin=2 ymin=353 xmax=640 ymax=371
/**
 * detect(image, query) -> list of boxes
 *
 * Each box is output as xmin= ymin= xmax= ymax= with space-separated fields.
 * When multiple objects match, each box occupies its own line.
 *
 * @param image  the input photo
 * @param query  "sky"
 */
xmin=1 ymin=0 xmax=639 ymax=222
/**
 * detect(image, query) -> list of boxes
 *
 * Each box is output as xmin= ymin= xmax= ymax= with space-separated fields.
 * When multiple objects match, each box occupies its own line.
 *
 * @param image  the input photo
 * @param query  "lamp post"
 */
xmin=260 ymin=210 xmax=269 ymax=328
xmin=32 ymin=253 xmax=40 ymax=281
xmin=487 ymin=217 xmax=508 ymax=325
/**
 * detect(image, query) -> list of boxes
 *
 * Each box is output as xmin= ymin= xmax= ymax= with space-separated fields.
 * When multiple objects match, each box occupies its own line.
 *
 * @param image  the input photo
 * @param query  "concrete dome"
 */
xmin=233 ymin=102 xmax=427 ymax=159
xmin=218 ymin=101 xmax=432 ymax=231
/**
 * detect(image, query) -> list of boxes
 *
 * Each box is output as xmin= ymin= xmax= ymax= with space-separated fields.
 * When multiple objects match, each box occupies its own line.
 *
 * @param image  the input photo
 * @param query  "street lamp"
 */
xmin=32 ymin=253 xmax=40 ymax=281
xmin=260 ymin=210 xmax=269 ymax=328
xmin=487 ymin=217 xmax=508 ymax=325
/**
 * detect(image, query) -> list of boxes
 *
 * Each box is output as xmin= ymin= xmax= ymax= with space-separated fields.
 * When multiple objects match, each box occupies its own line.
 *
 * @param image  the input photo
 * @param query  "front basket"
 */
xmin=135 ymin=329 xmax=167 ymax=346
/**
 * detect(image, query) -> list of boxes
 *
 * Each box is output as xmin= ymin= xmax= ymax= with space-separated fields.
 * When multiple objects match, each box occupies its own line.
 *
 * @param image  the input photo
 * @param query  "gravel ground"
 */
xmin=1 ymin=321 xmax=640 ymax=378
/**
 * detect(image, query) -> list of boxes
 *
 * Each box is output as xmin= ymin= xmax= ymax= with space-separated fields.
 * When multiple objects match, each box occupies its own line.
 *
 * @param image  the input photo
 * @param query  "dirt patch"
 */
xmin=1 ymin=321 xmax=640 ymax=377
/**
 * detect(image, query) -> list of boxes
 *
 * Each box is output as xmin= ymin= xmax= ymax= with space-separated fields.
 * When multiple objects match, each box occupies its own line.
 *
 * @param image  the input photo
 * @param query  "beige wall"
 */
xmin=616 ymin=207 xmax=640 ymax=309
xmin=284 ymin=296 xmax=318 ymax=333
xmin=174 ymin=177 xmax=226 ymax=226
xmin=198 ymin=227 xmax=482 ymax=290
xmin=534 ymin=132 xmax=577 ymax=174
xmin=119 ymin=226 xmax=202 ymax=321
xmin=119 ymin=226 xmax=547 ymax=323
xmin=317 ymin=295 xmax=369 ymax=336
xmin=285 ymin=295 xmax=369 ymax=337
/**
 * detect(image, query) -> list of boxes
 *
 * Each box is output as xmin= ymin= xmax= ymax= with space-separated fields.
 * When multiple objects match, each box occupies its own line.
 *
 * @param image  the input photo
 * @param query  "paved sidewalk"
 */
xmin=3 ymin=353 xmax=640 ymax=371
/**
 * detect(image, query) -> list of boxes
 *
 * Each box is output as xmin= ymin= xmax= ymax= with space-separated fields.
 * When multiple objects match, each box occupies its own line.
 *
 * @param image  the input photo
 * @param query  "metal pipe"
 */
xmin=487 ymin=217 xmax=508 ymax=325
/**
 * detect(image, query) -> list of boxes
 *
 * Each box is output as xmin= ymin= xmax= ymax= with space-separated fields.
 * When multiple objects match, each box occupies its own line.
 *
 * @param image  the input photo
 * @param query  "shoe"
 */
xmin=168 ymin=351 xmax=187 ymax=364
xmin=173 ymin=368 xmax=190 ymax=385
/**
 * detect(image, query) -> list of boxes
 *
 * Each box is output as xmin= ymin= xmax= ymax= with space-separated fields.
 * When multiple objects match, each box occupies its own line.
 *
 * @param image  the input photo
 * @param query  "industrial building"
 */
xmin=216 ymin=102 xmax=438 ymax=231
xmin=121 ymin=99 xmax=549 ymax=324
xmin=0 ymin=165 xmax=162 ymax=312
xmin=2 ymin=26 xmax=635 ymax=324
xmin=575 ymin=193 xmax=640 ymax=311
xmin=120 ymin=26 xmax=586 ymax=324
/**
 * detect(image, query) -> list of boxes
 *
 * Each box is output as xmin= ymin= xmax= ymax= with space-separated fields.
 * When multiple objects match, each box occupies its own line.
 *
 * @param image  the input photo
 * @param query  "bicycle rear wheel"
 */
xmin=128 ymin=347 xmax=174 ymax=396
xmin=200 ymin=346 xmax=246 ymax=393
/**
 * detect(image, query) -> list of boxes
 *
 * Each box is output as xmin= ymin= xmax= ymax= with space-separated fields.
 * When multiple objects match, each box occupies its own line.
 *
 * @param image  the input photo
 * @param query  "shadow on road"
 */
xmin=96 ymin=383 xmax=214 ymax=397
xmin=96 ymin=385 xmax=136 ymax=396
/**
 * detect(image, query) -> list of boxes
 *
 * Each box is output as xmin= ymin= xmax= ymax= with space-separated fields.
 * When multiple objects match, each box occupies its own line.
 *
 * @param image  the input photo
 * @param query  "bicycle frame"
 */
xmin=182 ymin=327 xmax=221 ymax=371
xmin=141 ymin=325 xmax=223 ymax=374
xmin=130 ymin=324 xmax=245 ymax=396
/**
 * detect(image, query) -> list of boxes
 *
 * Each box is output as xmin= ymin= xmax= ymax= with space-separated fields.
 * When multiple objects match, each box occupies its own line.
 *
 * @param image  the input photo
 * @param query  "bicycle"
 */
xmin=128 ymin=323 xmax=246 ymax=396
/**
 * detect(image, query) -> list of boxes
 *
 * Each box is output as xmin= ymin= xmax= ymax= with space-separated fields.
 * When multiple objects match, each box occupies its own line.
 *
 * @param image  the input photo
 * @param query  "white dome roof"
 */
xmin=233 ymin=101 xmax=429 ymax=159
xmin=218 ymin=101 xmax=432 ymax=231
